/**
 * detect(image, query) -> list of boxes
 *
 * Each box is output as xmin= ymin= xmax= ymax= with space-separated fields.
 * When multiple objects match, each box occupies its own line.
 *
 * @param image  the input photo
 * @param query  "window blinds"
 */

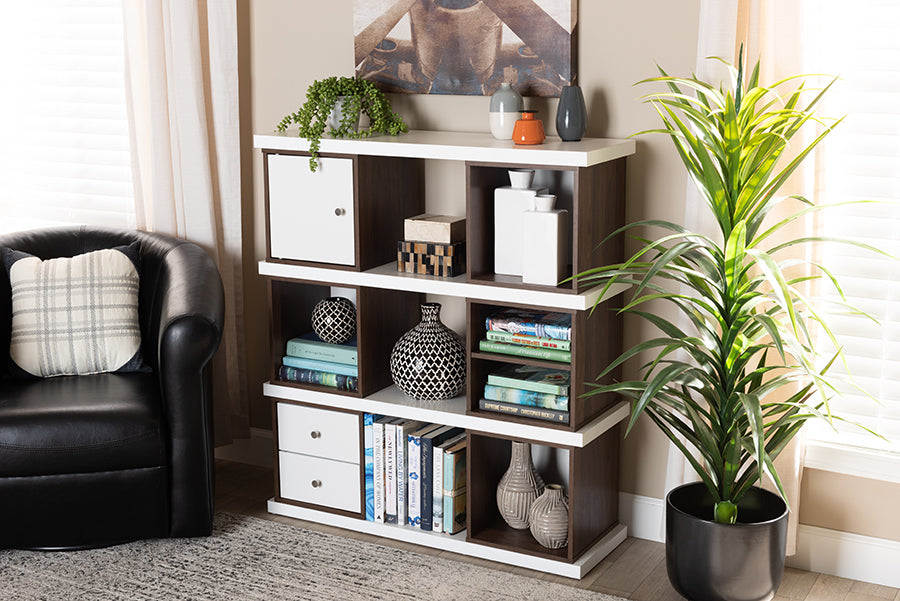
xmin=804 ymin=1 xmax=900 ymax=451
xmin=0 ymin=1 xmax=135 ymax=235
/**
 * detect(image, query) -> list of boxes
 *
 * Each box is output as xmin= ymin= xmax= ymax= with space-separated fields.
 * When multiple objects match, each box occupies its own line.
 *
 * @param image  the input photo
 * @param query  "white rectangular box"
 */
xmin=277 ymin=403 xmax=360 ymax=464
xmin=522 ymin=209 xmax=569 ymax=286
xmin=493 ymin=187 xmax=544 ymax=276
xmin=279 ymin=451 xmax=361 ymax=513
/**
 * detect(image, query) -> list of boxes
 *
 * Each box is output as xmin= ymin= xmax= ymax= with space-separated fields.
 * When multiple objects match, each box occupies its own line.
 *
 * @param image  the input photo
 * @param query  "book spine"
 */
xmin=486 ymin=373 xmax=569 ymax=396
xmin=419 ymin=437 xmax=434 ymax=531
xmin=373 ymin=421 xmax=385 ymax=523
xmin=478 ymin=340 xmax=571 ymax=363
xmin=363 ymin=413 xmax=375 ymax=521
xmin=479 ymin=398 xmax=570 ymax=424
xmin=285 ymin=339 xmax=358 ymax=365
xmin=442 ymin=490 xmax=466 ymax=535
xmin=396 ymin=425 xmax=407 ymax=526
xmin=432 ymin=446 xmax=444 ymax=533
xmin=281 ymin=355 xmax=358 ymax=377
xmin=483 ymin=384 xmax=569 ymax=411
xmin=485 ymin=317 xmax=570 ymax=341
xmin=485 ymin=330 xmax=571 ymax=351
xmin=278 ymin=366 xmax=358 ymax=392
xmin=384 ymin=422 xmax=397 ymax=524
xmin=407 ymin=433 xmax=422 ymax=527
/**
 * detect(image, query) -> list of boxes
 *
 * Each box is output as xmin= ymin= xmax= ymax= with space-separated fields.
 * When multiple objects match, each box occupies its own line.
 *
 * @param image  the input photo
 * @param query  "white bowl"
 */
xmin=508 ymin=169 xmax=535 ymax=189
xmin=534 ymin=194 xmax=556 ymax=211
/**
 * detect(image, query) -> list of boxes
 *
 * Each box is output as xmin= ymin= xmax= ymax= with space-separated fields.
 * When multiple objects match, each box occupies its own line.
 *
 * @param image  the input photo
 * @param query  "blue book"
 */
xmin=285 ymin=332 xmax=358 ymax=365
xmin=419 ymin=426 xmax=465 ymax=531
xmin=363 ymin=413 xmax=377 ymax=521
xmin=407 ymin=423 xmax=441 ymax=527
xmin=282 ymin=355 xmax=358 ymax=377
xmin=483 ymin=384 xmax=569 ymax=411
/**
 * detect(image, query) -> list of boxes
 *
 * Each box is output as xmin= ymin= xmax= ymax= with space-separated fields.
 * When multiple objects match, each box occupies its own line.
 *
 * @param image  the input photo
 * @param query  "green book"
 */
xmin=485 ymin=330 xmax=571 ymax=351
xmin=483 ymin=384 xmax=568 ymax=411
xmin=487 ymin=364 xmax=570 ymax=395
xmin=478 ymin=339 xmax=571 ymax=363
xmin=286 ymin=332 xmax=358 ymax=365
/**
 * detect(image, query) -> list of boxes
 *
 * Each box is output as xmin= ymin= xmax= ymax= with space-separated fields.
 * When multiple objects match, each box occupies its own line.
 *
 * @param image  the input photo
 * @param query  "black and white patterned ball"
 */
xmin=390 ymin=302 xmax=466 ymax=402
xmin=311 ymin=296 xmax=357 ymax=344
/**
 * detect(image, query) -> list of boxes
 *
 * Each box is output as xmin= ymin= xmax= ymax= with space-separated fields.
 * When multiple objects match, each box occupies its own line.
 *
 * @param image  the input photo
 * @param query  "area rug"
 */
xmin=0 ymin=513 xmax=628 ymax=601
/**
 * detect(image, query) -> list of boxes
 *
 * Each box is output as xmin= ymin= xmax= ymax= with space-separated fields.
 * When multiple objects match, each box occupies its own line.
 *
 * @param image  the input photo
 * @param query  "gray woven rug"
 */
xmin=0 ymin=512 xmax=628 ymax=600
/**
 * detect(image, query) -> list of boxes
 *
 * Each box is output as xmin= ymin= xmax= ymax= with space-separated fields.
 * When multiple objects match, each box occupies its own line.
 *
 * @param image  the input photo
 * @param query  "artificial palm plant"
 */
xmin=579 ymin=53 xmax=874 ymax=524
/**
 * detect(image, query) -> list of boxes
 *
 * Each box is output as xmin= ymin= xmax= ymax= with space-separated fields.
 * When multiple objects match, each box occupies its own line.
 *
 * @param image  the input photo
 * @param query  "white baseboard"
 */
xmin=619 ymin=491 xmax=900 ymax=589
xmin=214 ymin=427 xmax=273 ymax=468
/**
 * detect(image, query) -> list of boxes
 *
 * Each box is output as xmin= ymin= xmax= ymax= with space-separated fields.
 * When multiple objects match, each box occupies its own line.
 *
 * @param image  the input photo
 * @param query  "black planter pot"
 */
xmin=666 ymin=482 xmax=789 ymax=601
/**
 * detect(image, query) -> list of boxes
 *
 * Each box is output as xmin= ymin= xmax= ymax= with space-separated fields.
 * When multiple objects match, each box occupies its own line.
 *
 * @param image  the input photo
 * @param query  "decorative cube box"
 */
xmin=397 ymin=240 xmax=466 ymax=277
xmin=404 ymin=214 xmax=466 ymax=244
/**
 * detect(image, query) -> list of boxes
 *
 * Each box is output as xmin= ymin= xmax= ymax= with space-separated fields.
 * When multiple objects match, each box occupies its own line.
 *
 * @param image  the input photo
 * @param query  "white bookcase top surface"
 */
xmin=254 ymin=130 xmax=635 ymax=167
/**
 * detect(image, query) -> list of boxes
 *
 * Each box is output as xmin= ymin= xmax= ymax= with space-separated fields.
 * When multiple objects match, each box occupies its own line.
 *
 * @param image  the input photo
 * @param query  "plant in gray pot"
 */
xmin=576 ymin=52 xmax=881 ymax=601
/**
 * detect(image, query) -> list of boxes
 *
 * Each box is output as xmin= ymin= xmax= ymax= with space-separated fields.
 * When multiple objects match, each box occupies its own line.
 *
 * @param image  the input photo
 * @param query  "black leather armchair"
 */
xmin=0 ymin=226 xmax=225 ymax=549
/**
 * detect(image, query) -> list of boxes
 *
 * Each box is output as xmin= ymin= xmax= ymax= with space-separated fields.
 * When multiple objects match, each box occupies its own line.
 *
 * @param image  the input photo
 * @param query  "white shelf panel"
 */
xmin=254 ymin=130 xmax=635 ymax=168
xmin=259 ymin=260 xmax=627 ymax=311
xmin=264 ymin=382 xmax=628 ymax=448
xmin=267 ymin=498 xmax=628 ymax=579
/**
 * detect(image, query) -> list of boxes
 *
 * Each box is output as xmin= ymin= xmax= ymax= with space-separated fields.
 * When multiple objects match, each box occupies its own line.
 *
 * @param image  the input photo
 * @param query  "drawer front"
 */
xmin=267 ymin=153 xmax=356 ymax=266
xmin=279 ymin=451 xmax=361 ymax=513
xmin=277 ymin=403 xmax=360 ymax=464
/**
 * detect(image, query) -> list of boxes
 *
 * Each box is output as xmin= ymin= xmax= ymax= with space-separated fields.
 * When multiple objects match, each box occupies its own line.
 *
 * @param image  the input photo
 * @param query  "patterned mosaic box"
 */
xmin=397 ymin=240 xmax=466 ymax=277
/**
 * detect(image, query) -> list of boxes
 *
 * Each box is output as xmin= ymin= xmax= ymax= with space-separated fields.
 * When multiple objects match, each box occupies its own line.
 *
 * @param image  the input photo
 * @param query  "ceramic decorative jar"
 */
xmin=555 ymin=85 xmax=587 ymax=142
xmin=512 ymin=110 xmax=546 ymax=145
xmin=494 ymin=169 xmax=545 ymax=276
xmin=522 ymin=194 xmax=568 ymax=286
xmin=390 ymin=302 xmax=466 ymax=401
xmin=529 ymin=484 xmax=569 ymax=549
xmin=311 ymin=296 xmax=357 ymax=344
xmin=496 ymin=441 xmax=546 ymax=529
xmin=489 ymin=82 xmax=524 ymax=140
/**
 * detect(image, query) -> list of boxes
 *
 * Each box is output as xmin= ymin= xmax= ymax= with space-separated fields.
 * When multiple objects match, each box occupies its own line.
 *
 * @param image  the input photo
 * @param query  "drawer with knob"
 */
xmin=276 ymin=402 xmax=360 ymax=464
xmin=278 ymin=451 xmax=361 ymax=513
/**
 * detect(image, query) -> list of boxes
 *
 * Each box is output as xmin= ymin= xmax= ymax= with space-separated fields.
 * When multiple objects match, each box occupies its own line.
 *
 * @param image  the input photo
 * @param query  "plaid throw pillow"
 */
xmin=3 ymin=243 xmax=144 ymax=378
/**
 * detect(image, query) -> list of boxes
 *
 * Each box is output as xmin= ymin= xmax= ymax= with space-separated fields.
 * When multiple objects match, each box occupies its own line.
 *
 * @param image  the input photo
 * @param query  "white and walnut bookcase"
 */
xmin=255 ymin=130 xmax=635 ymax=579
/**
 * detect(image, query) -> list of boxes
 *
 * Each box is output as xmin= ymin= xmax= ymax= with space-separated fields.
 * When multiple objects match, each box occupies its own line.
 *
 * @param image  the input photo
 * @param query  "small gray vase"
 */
xmin=555 ymin=85 xmax=587 ymax=142
xmin=496 ymin=441 xmax=545 ymax=529
xmin=529 ymin=484 xmax=569 ymax=549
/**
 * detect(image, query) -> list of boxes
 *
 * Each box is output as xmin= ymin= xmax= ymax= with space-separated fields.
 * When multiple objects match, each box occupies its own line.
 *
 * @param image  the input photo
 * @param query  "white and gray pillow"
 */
xmin=4 ymin=242 xmax=144 ymax=377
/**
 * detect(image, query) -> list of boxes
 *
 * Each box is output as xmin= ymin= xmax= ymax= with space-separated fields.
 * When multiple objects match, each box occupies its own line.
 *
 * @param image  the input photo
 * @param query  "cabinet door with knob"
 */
xmin=266 ymin=153 xmax=356 ymax=266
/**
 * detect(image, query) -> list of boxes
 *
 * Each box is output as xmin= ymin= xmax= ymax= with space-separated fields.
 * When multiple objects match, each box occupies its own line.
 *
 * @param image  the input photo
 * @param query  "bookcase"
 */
xmin=255 ymin=130 xmax=635 ymax=579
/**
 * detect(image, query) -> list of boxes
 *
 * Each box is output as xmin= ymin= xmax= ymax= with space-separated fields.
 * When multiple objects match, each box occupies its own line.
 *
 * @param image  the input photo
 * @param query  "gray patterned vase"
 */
xmin=529 ymin=484 xmax=569 ymax=548
xmin=311 ymin=296 xmax=357 ymax=344
xmin=496 ymin=441 xmax=545 ymax=529
xmin=390 ymin=302 xmax=466 ymax=401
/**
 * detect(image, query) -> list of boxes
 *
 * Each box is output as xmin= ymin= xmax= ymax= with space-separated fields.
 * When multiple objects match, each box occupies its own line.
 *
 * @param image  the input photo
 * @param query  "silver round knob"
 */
xmin=311 ymin=479 xmax=322 ymax=488
xmin=310 ymin=430 xmax=321 ymax=439
xmin=334 ymin=208 xmax=346 ymax=216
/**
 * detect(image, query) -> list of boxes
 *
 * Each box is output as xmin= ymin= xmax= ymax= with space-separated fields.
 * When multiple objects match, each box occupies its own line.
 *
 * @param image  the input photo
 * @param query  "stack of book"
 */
xmin=278 ymin=332 xmax=358 ymax=392
xmin=479 ymin=364 xmax=570 ymax=424
xmin=363 ymin=415 xmax=467 ymax=535
xmin=478 ymin=308 xmax=572 ymax=363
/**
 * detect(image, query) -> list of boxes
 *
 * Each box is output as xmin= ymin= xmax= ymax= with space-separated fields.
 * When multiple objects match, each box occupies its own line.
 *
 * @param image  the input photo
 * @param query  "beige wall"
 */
xmin=240 ymin=0 xmax=900 ymax=542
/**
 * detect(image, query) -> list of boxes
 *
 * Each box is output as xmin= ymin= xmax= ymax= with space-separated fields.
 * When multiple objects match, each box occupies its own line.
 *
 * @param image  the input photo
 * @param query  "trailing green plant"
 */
xmin=577 ymin=52 xmax=883 ymax=524
xmin=276 ymin=76 xmax=408 ymax=171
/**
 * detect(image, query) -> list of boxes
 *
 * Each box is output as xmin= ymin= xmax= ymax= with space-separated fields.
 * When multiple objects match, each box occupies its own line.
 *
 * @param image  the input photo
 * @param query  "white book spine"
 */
xmin=396 ymin=425 xmax=408 ymax=526
xmin=407 ymin=433 xmax=421 ymax=526
xmin=384 ymin=423 xmax=397 ymax=523
xmin=432 ymin=446 xmax=444 ymax=532
xmin=373 ymin=421 xmax=385 ymax=523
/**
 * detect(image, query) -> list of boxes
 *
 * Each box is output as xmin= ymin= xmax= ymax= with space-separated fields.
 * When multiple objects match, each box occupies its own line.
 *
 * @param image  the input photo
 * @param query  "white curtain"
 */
xmin=122 ymin=0 xmax=249 ymax=445
xmin=663 ymin=0 xmax=807 ymax=554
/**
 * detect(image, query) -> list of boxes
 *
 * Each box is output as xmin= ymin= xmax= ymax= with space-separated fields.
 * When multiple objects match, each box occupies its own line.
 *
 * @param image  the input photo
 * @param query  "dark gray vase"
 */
xmin=555 ymin=85 xmax=587 ymax=142
xmin=666 ymin=482 xmax=789 ymax=601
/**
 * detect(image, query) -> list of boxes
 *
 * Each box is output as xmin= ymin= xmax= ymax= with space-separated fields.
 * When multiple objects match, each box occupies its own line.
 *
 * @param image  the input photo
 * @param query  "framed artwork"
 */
xmin=354 ymin=0 xmax=577 ymax=97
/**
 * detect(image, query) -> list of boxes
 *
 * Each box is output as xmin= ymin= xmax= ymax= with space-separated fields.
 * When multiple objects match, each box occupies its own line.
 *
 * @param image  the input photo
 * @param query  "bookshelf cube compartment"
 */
xmin=270 ymin=279 xmax=423 ymax=397
xmin=466 ymin=432 xmax=619 ymax=563
xmin=466 ymin=159 xmax=625 ymax=293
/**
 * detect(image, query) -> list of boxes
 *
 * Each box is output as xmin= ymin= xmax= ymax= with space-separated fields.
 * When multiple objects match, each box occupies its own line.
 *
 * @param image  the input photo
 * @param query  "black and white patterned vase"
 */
xmin=390 ymin=302 xmax=466 ymax=401
xmin=311 ymin=296 xmax=357 ymax=344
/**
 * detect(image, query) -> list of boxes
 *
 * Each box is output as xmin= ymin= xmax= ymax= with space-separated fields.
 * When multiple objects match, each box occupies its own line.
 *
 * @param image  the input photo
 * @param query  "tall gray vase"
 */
xmin=555 ymin=85 xmax=587 ymax=142
xmin=496 ymin=441 xmax=545 ymax=529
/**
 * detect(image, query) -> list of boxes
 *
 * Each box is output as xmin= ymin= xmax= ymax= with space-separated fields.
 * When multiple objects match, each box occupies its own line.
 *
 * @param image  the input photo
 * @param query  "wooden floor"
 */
xmin=215 ymin=459 xmax=898 ymax=601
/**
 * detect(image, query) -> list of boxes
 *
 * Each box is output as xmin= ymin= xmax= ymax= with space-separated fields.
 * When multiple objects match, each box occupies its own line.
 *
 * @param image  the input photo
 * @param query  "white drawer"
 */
xmin=267 ymin=153 xmax=356 ymax=266
xmin=277 ymin=403 xmax=360 ymax=464
xmin=279 ymin=451 xmax=361 ymax=513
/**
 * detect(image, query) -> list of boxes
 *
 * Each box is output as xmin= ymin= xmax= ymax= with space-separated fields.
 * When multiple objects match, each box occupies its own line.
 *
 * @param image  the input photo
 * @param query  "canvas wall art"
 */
xmin=354 ymin=0 xmax=577 ymax=96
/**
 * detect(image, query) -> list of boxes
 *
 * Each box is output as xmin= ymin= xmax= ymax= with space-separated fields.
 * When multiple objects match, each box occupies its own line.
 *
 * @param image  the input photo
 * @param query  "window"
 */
xmin=0 ymin=1 xmax=135 ymax=235
xmin=804 ymin=1 xmax=900 ymax=453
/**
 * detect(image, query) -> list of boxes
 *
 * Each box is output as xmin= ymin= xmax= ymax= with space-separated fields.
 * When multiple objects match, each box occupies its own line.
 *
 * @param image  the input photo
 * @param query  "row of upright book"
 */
xmin=278 ymin=332 xmax=358 ymax=392
xmin=364 ymin=415 xmax=467 ymax=535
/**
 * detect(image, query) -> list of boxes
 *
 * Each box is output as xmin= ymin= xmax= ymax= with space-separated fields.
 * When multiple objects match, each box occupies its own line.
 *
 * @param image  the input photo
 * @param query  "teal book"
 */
xmin=281 ymin=355 xmax=358 ymax=377
xmin=286 ymin=332 xmax=358 ymax=365
xmin=432 ymin=432 xmax=466 ymax=533
xmin=419 ymin=426 xmax=464 ymax=531
xmin=487 ymin=364 xmax=570 ymax=396
xmin=478 ymin=339 xmax=571 ymax=363
xmin=483 ymin=384 xmax=569 ymax=411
